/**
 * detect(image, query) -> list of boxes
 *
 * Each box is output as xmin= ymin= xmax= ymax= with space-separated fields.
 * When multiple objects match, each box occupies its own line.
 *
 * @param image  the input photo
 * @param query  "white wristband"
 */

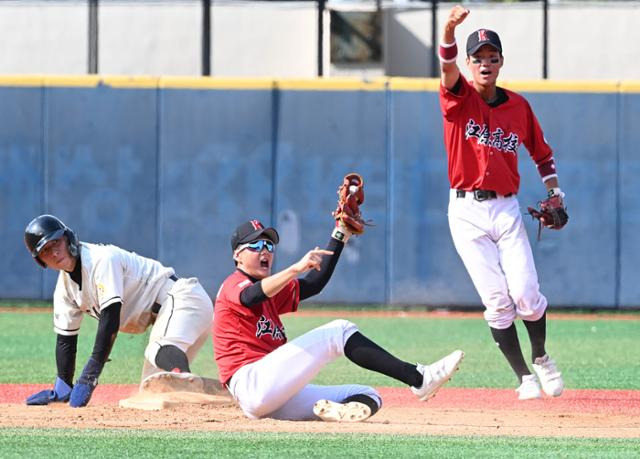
xmin=548 ymin=187 xmax=565 ymax=199
xmin=331 ymin=226 xmax=351 ymax=243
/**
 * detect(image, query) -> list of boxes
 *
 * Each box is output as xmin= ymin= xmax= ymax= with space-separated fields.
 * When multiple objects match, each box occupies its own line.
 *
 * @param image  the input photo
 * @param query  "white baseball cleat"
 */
xmin=313 ymin=399 xmax=372 ymax=422
xmin=411 ymin=350 xmax=464 ymax=401
xmin=532 ymin=354 xmax=564 ymax=397
xmin=140 ymin=371 xmax=205 ymax=394
xmin=516 ymin=374 xmax=542 ymax=400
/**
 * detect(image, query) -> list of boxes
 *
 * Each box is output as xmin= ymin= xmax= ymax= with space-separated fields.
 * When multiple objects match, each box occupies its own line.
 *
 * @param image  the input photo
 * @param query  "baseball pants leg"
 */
xmin=143 ymin=278 xmax=213 ymax=379
xmin=228 ymin=319 xmax=380 ymax=420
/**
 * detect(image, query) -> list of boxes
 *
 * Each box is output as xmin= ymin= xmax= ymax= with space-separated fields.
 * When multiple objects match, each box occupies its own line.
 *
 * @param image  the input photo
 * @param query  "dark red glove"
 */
xmin=527 ymin=195 xmax=569 ymax=230
xmin=332 ymin=173 xmax=366 ymax=235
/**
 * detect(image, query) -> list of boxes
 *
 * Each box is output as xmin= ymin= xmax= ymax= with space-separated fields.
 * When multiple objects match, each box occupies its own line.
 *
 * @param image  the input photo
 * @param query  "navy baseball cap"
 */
xmin=231 ymin=220 xmax=279 ymax=251
xmin=466 ymin=29 xmax=502 ymax=55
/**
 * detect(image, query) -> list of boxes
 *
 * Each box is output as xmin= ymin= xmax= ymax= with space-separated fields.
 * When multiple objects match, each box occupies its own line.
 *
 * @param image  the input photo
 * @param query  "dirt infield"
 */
xmin=3 ymin=309 xmax=638 ymax=438
xmin=3 ymin=385 xmax=639 ymax=438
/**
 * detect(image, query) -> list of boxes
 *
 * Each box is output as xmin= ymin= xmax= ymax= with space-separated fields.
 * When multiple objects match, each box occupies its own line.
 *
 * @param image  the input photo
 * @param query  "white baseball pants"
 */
xmin=228 ymin=319 xmax=382 ymax=421
xmin=447 ymin=190 xmax=547 ymax=329
xmin=141 ymin=277 xmax=214 ymax=381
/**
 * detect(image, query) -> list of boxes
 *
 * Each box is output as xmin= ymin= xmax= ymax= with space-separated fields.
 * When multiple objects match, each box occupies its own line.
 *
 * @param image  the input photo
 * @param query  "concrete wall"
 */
xmin=548 ymin=2 xmax=640 ymax=79
xmin=211 ymin=2 xmax=320 ymax=77
xmin=385 ymin=1 xmax=640 ymax=80
xmin=100 ymin=1 xmax=202 ymax=76
xmin=1 ymin=76 xmax=638 ymax=309
xmin=0 ymin=1 xmax=638 ymax=79
xmin=0 ymin=1 xmax=87 ymax=74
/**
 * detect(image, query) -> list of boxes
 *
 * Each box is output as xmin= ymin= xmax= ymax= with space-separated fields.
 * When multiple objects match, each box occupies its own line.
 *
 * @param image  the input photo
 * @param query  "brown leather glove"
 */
xmin=332 ymin=173 xmax=366 ymax=235
xmin=527 ymin=195 xmax=569 ymax=230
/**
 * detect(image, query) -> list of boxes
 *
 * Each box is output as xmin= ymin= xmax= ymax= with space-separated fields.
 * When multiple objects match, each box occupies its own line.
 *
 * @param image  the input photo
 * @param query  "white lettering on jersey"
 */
xmin=464 ymin=118 xmax=520 ymax=154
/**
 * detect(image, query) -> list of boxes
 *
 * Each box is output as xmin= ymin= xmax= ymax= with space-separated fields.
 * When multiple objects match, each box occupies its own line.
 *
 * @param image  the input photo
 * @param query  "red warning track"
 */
xmin=3 ymin=384 xmax=640 ymax=415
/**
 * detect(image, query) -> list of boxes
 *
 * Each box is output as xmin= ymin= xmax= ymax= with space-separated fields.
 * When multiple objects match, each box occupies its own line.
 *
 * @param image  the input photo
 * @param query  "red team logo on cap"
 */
xmin=478 ymin=29 xmax=488 ymax=42
xmin=250 ymin=220 xmax=263 ymax=230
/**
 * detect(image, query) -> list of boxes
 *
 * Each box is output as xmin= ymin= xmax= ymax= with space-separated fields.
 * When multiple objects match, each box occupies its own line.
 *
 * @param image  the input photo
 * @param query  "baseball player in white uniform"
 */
xmin=23 ymin=214 xmax=214 ymax=407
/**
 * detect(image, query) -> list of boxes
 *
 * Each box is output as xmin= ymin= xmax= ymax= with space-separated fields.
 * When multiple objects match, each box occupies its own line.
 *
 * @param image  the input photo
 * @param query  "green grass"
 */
xmin=2 ymin=310 xmax=639 ymax=389
xmin=2 ymin=308 xmax=640 ymax=458
xmin=0 ymin=429 xmax=638 ymax=459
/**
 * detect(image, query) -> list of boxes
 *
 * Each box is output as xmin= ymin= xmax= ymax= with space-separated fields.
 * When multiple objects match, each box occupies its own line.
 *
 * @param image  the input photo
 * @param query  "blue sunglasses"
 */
xmin=243 ymin=240 xmax=274 ymax=253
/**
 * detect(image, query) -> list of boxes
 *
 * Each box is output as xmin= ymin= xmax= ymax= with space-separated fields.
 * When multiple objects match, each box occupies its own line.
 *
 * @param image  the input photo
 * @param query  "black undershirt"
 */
xmin=56 ymin=255 xmax=120 ymax=383
xmin=239 ymin=237 xmax=344 ymax=307
xmin=69 ymin=255 xmax=82 ymax=290
xmin=56 ymin=334 xmax=77 ymax=386
xmin=450 ymin=75 xmax=508 ymax=107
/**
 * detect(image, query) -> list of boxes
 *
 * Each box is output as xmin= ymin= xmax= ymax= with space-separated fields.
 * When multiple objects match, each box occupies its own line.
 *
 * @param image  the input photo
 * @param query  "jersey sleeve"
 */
xmin=274 ymin=279 xmax=300 ymax=315
xmin=92 ymin=251 xmax=124 ymax=311
xmin=439 ymin=75 xmax=470 ymax=121
xmin=220 ymin=275 xmax=256 ymax=317
xmin=52 ymin=277 xmax=84 ymax=336
xmin=522 ymin=100 xmax=557 ymax=181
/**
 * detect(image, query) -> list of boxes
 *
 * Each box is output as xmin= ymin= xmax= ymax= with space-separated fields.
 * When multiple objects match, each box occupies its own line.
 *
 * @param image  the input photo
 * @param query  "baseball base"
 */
xmin=140 ymin=372 xmax=227 ymax=396
xmin=119 ymin=391 xmax=231 ymax=411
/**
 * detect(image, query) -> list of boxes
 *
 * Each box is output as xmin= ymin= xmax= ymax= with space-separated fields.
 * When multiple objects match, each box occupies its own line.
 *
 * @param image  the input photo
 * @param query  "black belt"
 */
xmin=456 ymin=189 xmax=512 ymax=201
xmin=151 ymin=275 xmax=179 ymax=313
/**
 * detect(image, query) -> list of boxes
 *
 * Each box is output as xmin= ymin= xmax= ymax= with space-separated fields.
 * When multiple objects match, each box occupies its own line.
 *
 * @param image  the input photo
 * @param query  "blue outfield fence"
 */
xmin=1 ymin=77 xmax=638 ymax=308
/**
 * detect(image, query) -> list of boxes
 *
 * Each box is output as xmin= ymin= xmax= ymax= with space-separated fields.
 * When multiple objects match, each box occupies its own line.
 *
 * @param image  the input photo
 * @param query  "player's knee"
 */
xmin=512 ymin=289 xmax=547 ymax=320
xmin=484 ymin=308 xmax=516 ymax=329
xmin=145 ymin=341 xmax=190 ymax=371
xmin=511 ymin=290 xmax=533 ymax=308
xmin=326 ymin=319 xmax=357 ymax=332
xmin=326 ymin=319 xmax=359 ymax=346
xmin=155 ymin=344 xmax=190 ymax=372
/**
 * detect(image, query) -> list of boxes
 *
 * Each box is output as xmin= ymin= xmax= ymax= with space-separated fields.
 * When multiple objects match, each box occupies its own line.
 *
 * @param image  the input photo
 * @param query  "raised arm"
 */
xmin=440 ymin=5 xmax=469 ymax=90
xmin=261 ymin=247 xmax=333 ymax=298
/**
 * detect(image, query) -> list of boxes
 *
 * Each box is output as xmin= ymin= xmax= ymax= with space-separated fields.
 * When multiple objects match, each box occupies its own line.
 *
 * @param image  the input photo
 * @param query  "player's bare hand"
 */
xmin=446 ymin=5 xmax=469 ymax=29
xmin=293 ymin=247 xmax=333 ymax=274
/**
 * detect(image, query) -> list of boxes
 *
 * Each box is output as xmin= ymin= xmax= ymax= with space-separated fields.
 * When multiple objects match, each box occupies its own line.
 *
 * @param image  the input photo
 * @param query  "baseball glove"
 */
xmin=527 ymin=195 xmax=569 ymax=232
xmin=332 ymin=172 xmax=366 ymax=235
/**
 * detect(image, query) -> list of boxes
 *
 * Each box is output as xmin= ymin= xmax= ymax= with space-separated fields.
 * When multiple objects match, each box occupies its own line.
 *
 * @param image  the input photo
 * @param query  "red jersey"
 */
xmin=440 ymin=76 xmax=555 ymax=196
xmin=213 ymin=270 xmax=300 ymax=385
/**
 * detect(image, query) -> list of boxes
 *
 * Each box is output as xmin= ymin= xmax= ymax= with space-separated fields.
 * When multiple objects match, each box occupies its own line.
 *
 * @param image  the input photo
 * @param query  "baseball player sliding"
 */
xmin=438 ymin=5 xmax=567 ymax=399
xmin=213 ymin=175 xmax=464 ymax=422
xmin=23 ymin=215 xmax=214 ymax=407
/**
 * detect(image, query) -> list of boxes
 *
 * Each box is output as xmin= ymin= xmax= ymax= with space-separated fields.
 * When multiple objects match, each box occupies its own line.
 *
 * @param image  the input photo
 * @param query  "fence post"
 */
xmin=542 ymin=0 xmax=548 ymax=79
xmin=202 ymin=0 xmax=211 ymax=76
xmin=430 ymin=0 xmax=438 ymax=78
xmin=88 ymin=0 xmax=99 ymax=74
xmin=318 ymin=0 xmax=326 ymax=77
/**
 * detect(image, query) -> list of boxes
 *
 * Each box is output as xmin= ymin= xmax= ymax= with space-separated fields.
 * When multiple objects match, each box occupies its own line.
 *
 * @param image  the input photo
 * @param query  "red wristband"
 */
xmin=439 ymin=42 xmax=458 ymax=63
xmin=537 ymin=158 xmax=557 ymax=181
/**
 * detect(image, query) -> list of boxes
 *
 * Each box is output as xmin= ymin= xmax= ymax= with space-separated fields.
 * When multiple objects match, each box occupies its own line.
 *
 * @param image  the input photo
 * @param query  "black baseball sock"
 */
xmin=344 ymin=332 xmax=422 ymax=388
xmin=341 ymin=394 xmax=380 ymax=415
xmin=155 ymin=344 xmax=190 ymax=372
xmin=523 ymin=312 xmax=547 ymax=362
xmin=489 ymin=324 xmax=531 ymax=383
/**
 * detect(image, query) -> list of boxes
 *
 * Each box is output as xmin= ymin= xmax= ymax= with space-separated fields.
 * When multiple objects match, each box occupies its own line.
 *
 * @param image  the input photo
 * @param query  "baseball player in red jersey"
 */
xmin=213 ymin=218 xmax=464 ymax=422
xmin=23 ymin=215 xmax=214 ymax=407
xmin=437 ymin=5 xmax=566 ymax=400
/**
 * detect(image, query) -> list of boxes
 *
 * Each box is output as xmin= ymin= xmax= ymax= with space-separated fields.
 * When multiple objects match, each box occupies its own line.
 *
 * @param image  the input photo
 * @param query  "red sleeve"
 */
xmin=220 ymin=272 xmax=255 ymax=317
xmin=272 ymin=279 xmax=300 ymax=315
xmin=522 ymin=100 xmax=557 ymax=180
xmin=439 ymin=76 xmax=470 ymax=121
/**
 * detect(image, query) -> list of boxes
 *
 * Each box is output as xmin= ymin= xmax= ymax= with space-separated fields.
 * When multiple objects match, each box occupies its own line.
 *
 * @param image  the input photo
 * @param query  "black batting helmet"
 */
xmin=24 ymin=215 xmax=79 ymax=268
